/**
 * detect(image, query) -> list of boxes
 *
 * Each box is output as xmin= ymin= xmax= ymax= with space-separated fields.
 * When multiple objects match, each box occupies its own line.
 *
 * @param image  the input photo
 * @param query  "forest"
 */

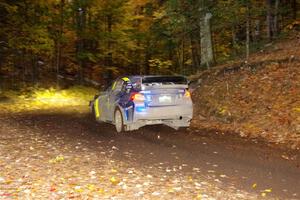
xmin=0 ymin=1 xmax=300 ymax=198
xmin=0 ymin=0 xmax=299 ymax=88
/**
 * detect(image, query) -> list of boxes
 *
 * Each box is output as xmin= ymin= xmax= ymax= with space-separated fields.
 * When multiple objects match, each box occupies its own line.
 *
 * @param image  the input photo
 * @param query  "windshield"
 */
xmin=142 ymin=76 xmax=187 ymax=85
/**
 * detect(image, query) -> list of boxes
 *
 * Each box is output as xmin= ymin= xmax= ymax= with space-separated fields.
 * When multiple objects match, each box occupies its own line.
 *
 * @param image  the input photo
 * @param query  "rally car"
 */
xmin=89 ymin=75 xmax=193 ymax=133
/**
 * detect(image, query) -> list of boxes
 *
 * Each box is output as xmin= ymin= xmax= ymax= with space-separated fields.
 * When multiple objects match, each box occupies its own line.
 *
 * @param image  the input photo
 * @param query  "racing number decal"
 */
xmin=94 ymin=99 xmax=100 ymax=118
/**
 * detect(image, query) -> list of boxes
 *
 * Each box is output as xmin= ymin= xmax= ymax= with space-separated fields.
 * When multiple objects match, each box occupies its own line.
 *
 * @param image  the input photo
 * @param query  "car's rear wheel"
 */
xmin=114 ymin=108 xmax=124 ymax=133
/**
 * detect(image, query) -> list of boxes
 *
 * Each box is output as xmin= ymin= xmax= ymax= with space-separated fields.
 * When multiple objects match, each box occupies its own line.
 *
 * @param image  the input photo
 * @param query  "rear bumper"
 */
xmin=133 ymin=104 xmax=193 ymax=121
xmin=123 ymin=104 xmax=192 ymax=131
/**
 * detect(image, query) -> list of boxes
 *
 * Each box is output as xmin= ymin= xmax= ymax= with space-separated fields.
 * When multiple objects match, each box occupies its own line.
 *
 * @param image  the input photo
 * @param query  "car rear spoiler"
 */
xmin=141 ymin=84 xmax=189 ymax=90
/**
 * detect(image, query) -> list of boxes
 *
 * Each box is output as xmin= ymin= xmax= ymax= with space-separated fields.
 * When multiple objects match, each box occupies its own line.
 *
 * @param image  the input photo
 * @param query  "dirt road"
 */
xmin=0 ymin=107 xmax=299 ymax=199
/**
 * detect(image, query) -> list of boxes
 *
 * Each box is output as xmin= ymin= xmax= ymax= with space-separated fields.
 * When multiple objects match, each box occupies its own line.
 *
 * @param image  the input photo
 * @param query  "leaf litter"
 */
xmin=0 ymin=112 xmax=266 ymax=199
xmin=191 ymin=39 xmax=300 ymax=150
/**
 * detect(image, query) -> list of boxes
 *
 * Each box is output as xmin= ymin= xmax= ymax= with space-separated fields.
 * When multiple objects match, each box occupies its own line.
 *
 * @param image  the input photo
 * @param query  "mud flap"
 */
xmin=164 ymin=120 xmax=190 ymax=130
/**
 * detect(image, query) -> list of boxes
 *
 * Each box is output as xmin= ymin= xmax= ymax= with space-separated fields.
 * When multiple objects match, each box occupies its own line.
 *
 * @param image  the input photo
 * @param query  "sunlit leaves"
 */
xmin=149 ymin=59 xmax=172 ymax=74
xmin=49 ymin=155 xmax=65 ymax=163
xmin=0 ymin=86 xmax=97 ymax=112
xmin=110 ymin=177 xmax=120 ymax=185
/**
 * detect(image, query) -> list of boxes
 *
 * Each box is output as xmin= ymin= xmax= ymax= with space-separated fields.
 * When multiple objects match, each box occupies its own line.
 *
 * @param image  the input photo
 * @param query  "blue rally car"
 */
xmin=89 ymin=75 xmax=193 ymax=133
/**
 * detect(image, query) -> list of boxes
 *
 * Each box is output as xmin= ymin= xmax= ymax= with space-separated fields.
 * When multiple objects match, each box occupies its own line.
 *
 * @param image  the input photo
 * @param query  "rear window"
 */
xmin=142 ymin=76 xmax=187 ymax=85
xmin=130 ymin=77 xmax=142 ymax=90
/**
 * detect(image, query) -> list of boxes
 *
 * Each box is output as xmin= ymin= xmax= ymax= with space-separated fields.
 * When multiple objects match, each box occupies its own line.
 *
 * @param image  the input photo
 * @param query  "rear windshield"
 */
xmin=130 ymin=77 xmax=142 ymax=89
xmin=142 ymin=76 xmax=187 ymax=85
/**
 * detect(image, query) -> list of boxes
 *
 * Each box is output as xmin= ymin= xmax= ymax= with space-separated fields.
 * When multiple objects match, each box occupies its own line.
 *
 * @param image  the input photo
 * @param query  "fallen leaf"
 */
xmin=49 ymin=155 xmax=65 ymax=163
xmin=87 ymin=184 xmax=95 ymax=191
xmin=50 ymin=185 xmax=56 ymax=192
xmin=110 ymin=177 xmax=119 ymax=185
xmin=152 ymin=191 xmax=160 ymax=196
xmin=111 ymin=169 xmax=118 ymax=173
xmin=74 ymin=186 xmax=83 ymax=193
xmin=264 ymin=188 xmax=272 ymax=193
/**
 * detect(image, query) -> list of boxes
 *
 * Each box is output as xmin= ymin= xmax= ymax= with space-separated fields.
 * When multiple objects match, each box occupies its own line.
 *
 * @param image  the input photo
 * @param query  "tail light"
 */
xmin=131 ymin=93 xmax=145 ymax=101
xmin=184 ymin=90 xmax=191 ymax=98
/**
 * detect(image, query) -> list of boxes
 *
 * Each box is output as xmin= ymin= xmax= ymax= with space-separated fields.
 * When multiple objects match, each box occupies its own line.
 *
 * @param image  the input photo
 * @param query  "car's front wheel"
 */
xmin=91 ymin=105 xmax=96 ymax=120
xmin=114 ymin=108 xmax=124 ymax=133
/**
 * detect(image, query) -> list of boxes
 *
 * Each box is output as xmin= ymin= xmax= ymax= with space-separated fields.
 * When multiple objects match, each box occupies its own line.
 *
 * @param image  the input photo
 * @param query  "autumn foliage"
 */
xmin=0 ymin=0 xmax=299 ymax=88
xmin=191 ymin=38 xmax=300 ymax=149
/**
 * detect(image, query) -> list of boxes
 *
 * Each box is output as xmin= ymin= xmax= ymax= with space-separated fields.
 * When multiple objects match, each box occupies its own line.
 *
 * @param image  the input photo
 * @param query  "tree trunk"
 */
xmin=253 ymin=20 xmax=260 ymax=42
xmin=292 ymin=0 xmax=297 ymax=19
xmin=231 ymin=25 xmax=236 ymax=47
xmin=181 ymin=36 xmax=185 ymax=74
xmin=107 ymin=14 xmax=113 ymax=68
xmin=231 ymin=24 xmax=237 ymax=55
xmin=190 ymin=32 xmax=201 ymax=73
xmin=75 ymin=0 xmax=87 ymax=85
xmin=144 ymin=41 xmax=151 ymax=74
xmin=106 ymin=14 xmax=113 ymax=84
xmin=56 ymin=0 xmax=64 ymax=88
xmin=21 ymin=50 xmax=26 ymax=84
xmin=266 ymin=0 xmax=273 ymax=40
xmin=246 ymin=0 xmax=251 ymax=60
xmin=32 ymin=54 xmax=38 ymax=84
xmin=273 ymin=0 xmax=280 ymax=37
xmin=200 ymin=12 xmax=214 ymax=69
xmin=246 ymin=13 xmax=250 ymax=60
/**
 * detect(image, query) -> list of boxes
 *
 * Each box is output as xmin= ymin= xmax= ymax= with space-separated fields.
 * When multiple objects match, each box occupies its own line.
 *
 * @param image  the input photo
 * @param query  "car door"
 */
xmin=106 ymin=79 xmax=124 ymax=121
xmin=93 ymin=85 xmax=109 ymax=122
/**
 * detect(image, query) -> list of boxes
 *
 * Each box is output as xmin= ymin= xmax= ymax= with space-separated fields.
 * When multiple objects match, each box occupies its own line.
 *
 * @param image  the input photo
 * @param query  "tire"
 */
xmin=114 ymin=108 xmax=124 ymax=133
xmin=92 ymin=103 xmax=99 ymax=121
xmin=92 ymin=105 xmax=96 ymax=120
